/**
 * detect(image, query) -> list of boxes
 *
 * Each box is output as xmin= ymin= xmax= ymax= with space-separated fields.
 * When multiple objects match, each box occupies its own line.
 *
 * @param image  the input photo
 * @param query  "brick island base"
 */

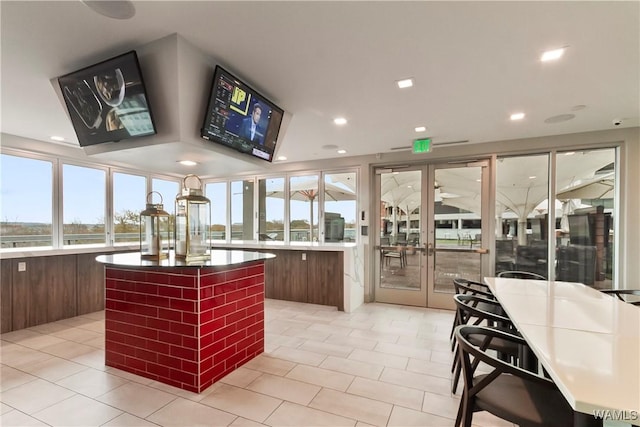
xmin=104 ymin=262 xmax=265 ymax=393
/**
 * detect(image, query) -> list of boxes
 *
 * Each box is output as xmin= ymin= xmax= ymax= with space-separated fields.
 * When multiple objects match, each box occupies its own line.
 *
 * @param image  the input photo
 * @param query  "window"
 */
xmin=324 ymin=172 xmax=356 ymax=242
xmin=0 ymin=154 xmax=53 ymax=248
xmin=63 ymin=164 xmax=106 ymax=245
xmin=113 ymin=172 xmax=146 ymax=244
xmin=555 ymin=148 xmax=616 ymax=286
xmin=206 ymin=182 xmax=227 ymax=241
xmin=258 ymin=177 xmax=285 ymax=241
xmin=290 ymin=175 xmax=318 ymax=242
xmin=231 ymin=180 xmax=254 ymax=241
xmin=435 ymin=220 xmax=456 ymax=229
xmin=495 ymin=154 xmax=549 ymax=278
xmin=152 ymin=178 xmax=180 ymax=215
xmin=494 ymin=148 xmax=617 ymax=287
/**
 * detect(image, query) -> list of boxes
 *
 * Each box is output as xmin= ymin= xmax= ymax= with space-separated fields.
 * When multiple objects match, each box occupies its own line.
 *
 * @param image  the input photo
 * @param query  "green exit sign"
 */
xmin=413 ymin=138 xmax=432 ymax=153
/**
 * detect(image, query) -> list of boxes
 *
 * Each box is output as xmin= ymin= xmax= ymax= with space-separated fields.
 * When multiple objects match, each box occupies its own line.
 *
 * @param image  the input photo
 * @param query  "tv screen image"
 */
xmin=58 ymin=51 xmax=156 ymax=147
xmin=201 ymin=66 xmax=284 ymax=162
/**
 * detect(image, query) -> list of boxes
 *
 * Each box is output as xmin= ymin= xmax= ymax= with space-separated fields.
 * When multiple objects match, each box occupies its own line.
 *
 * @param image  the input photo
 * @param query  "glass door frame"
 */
xmin=373 ymin=164 xmax=428 ymax=307
xmin=426 ymin=160 xmax=492 ymax=310
xmin=372 ymin=159 xmax=494 ymax=309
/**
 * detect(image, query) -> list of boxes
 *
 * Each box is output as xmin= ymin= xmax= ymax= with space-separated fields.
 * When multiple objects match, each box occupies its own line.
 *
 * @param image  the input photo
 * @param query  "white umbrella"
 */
xmin=557 ymin=176 xmax=614 ymax=200
xmin=266 ymin=178 xmax=355 ymax=240
xmin=380 ymin=171 xmax=421 ymax=211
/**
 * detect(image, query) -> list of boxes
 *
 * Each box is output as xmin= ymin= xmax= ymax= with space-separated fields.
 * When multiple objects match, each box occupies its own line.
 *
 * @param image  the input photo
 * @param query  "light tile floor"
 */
xmin=0 ymin=299 xmax=625 ymax=427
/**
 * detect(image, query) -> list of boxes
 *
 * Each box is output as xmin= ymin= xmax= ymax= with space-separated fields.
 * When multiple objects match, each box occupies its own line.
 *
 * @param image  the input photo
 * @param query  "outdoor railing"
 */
xmin=1 ymin=228 xmax=357 ymax=249
xmin=1 ymin=233 xmax=137 ymax=248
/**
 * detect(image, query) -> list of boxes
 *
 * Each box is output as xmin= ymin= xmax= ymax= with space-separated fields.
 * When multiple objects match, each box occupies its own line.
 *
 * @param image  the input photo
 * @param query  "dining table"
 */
xmin=484 ymin=277 xmax=640 ymax=427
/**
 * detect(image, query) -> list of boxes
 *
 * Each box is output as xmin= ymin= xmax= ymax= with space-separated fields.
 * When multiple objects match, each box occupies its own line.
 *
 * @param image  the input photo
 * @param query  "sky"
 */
xmin=1 ymin=154 xmax=356 ymax=226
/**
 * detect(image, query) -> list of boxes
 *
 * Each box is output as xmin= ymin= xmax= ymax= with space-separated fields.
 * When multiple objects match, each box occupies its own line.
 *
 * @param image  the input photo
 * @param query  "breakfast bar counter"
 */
xmin=96 ymin=250 xmax=274 ymax=393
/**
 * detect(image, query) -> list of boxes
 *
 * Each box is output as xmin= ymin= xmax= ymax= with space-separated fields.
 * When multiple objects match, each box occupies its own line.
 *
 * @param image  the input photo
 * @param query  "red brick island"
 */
xmin=96 ymin=250 xmax=274 ymax=393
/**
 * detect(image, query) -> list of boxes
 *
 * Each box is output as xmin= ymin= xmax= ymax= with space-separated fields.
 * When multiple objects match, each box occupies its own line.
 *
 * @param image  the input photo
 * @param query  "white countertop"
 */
xmin=212 ymin=241 xmax=357 ymax=251
xmin=0 ymin=241 xmax=356 ymax=260
xmin=485 ymin=277 xmax=640 ymax=425
xmin=96 ymin=250 xmax=275 ymax=268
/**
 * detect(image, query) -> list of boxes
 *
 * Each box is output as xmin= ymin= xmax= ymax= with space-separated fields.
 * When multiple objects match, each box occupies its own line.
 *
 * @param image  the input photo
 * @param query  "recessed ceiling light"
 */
xmin=529 ymin=176 xmax=537 ymax=179
xmin=414 ymin=126 xmax=427 ymax=132
xmin=544 ymin=114 xmax=575 ymax=123
xmin=337 ymin=149 xmax=347 ymax=154
xmin=564 ymin=152 xmax=575 ymax=156
xmin=81 ymin=0 xmax=136 ymax=19
xmin=541 ymin=48 xmax=565 ymax=62
xmin=510 ymin=112 xmax=525 ymax=121
xmin=397 ymin=78 xmax=414 ymax=89
xmin=277 ymin=156 xmax=287 ymax=161
xmin=334 ymin=117 xmax=347 ymax=125
xmin=178 ymin=160 xmax=197 ymax=166
xmin=50 ymin=136 xmax=65 ymax=141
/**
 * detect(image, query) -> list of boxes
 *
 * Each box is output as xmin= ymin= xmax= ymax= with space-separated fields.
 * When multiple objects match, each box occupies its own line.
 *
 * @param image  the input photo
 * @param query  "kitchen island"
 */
xmin=96 ymin=250 xmax=274 ymax=393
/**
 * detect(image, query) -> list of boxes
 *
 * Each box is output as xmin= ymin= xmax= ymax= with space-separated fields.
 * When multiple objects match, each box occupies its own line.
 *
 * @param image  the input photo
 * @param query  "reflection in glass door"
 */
xmin=375 ymin=167 xmax=426 ymax=306
xmin=374 ymin=162 xmax=490 ymax=309
xmin=428 ymin=162 xmax=489 ymax=309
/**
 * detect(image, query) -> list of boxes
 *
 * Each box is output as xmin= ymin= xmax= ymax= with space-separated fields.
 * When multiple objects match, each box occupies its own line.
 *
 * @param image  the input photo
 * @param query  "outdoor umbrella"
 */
xmin=556 ymin=174 xmax=615 ymax=200
xmin=265 ymin=178 xmax=356 ymax=240
xmin=380 ymin=171 xmax=421 ymax=208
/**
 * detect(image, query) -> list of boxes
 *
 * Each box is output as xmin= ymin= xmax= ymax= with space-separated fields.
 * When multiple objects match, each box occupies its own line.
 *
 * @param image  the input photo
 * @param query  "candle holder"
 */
xmin=139 ymin=191 xmax=170 ymax=260
xmin=174 ymin=174 xmax=211 ymax=261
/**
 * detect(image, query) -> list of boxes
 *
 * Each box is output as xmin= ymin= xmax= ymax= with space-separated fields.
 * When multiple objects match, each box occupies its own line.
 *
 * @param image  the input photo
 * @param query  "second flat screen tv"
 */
xmin=201 ymin=66 xmax=284 ymax=162
xmin=58 ymin=50 xmax=156 ymax=147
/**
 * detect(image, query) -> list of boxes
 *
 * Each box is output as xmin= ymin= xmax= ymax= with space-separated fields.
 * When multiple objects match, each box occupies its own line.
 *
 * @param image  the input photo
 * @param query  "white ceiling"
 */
xmin=1 ymin=1 xmax=639 ymax=177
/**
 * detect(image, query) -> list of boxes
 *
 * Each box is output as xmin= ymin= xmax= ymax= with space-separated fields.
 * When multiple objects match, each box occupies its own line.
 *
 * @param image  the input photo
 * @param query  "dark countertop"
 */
xmin=96 ymin=250 xmax=275 ymax=268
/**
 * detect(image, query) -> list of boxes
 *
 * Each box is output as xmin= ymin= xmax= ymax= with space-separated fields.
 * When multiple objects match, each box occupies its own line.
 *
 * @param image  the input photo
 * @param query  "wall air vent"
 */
xmin=432 ymin=140 xmax=470 ymax=147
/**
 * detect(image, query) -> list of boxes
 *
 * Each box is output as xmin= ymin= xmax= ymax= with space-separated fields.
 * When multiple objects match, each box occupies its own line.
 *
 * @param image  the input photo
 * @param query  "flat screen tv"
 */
xmin=200 ymin=66 xmax=284 ymax=162
xmin=58 ymin=50 xmax=156 ymax=147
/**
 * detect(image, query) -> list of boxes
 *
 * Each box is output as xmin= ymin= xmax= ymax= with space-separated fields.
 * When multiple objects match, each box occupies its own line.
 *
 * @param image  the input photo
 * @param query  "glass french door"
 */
xmin=375 ymin=166 xmax=427 ymax=306
xmin=374 ymin=161 xmax=490 ymax=309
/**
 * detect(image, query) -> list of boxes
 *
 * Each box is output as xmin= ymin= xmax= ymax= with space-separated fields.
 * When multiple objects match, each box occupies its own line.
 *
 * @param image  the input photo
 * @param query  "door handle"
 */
xmin=427 ymin=242 xmax=435 ymax=256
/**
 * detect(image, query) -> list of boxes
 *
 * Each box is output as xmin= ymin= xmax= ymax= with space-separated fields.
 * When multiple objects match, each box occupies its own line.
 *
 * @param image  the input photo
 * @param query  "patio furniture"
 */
xmin=380 ymin=237 xmax=406 ymax=268
xmin=514 ymin=244 xmax=548 ymax=278
xmin=556 ymin=244 xmax=597 ymax=285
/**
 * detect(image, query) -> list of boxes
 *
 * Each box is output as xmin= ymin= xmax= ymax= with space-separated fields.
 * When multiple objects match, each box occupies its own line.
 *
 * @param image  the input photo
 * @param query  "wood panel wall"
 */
xmin=307 ymin=251 xmax=344 ymax=309
xmin=263 ymin=249 xmax=344 ymax=310
xmin=76 ymin=253 xmax=106 ymax=315
xmin=1 ymin=247 xmax=345 ymax=332
xmin=2 ymin=253 xmax=107 ymax=332
xmin=1 ymin=259 xmax=12 ymax=333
